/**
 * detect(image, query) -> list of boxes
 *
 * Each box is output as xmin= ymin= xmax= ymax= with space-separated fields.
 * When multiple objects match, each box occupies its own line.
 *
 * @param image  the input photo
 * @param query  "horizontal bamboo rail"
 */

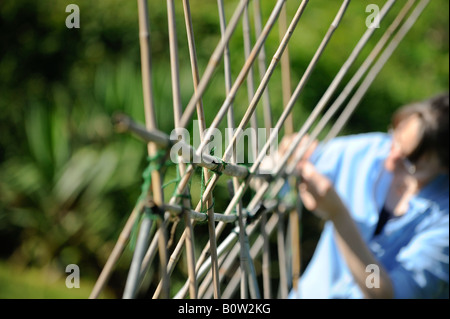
xmin=113 ymin=113 xmax=264 ymax=180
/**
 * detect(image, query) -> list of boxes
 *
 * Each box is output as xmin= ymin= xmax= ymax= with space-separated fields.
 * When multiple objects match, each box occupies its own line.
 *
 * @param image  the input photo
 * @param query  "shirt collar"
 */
xmin=417 ymin=173 xmax=449 ymax=199
xmin=409 ymin=173 xmax=449 ymax=215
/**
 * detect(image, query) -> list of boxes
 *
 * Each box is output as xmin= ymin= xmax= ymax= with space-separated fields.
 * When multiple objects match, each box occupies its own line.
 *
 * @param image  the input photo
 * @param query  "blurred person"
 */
xmin=285 ymin=93 xmax=449 ymax=299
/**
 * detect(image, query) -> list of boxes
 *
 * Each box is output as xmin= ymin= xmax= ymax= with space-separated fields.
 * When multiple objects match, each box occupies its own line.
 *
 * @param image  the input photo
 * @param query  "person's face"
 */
xmin=384 ymin=114 xmax=442 ymax=183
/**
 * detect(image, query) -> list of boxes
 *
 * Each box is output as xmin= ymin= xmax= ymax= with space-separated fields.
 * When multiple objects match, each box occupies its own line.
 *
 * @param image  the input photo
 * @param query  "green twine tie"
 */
xmin=130 ymin=149 xmax=167 ymax=251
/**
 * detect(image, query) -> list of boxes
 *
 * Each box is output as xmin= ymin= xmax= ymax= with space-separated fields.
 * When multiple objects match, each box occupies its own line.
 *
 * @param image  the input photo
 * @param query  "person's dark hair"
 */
xmin=391 ymin=92 xmax=449 ymax=170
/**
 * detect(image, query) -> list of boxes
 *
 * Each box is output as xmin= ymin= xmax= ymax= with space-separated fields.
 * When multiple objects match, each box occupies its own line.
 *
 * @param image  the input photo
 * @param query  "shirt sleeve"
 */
xmin=389 ymin=213 xmax=449 ymax=299
xmin=310 ymin=132 xmax=389 ymax=183
xmin=309 ymin=135 xmax=351 ymax=183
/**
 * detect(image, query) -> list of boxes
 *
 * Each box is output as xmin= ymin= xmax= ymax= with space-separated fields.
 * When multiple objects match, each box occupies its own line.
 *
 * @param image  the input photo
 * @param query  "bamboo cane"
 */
xmin=143 ymin=0 xmax=422 ymax=302
xmin=277 ymin=2 xmax=301 ymax=297
xmin=232 ymin=0 xmax=398 ymax=229
xmin=324 ymin=0 xmax=429 ymax=143
xmin=220 ymin=198 xmax=296 ymax=299
xmin=243 ymin=2 xmax=411 ymax=296
xmin=178 ymin=0 xmax=250 ymax=130
xmin=113 ymin=114 xmax=253 ymax=179
xmin=276 ymin=208 xmax=288 ymax=298
xmin=243 ymin=2 xmax=259 ymax=161
xmin=122 ymin=0 xmax=169 ymax=299
xmin=110 ymin=0 xmax=424 ymax=302
xmin=188 ymin=188 xmax=298 ymax=300
xmin=89 ymin=200 xmax=142 ymax=298
xmin=284 ymin=0 xmax=416 ymax=176
xmin=224 ymin=0 xmax=349 ymax=165
xmin=243 ymin=0 xmax=422 ymax=297
xmin=152 ymin=0 xmax=222 ymax=300
xmin=137 ymin=1 xmax=252 ymax=295
xmin=241 ymin=0 xmax=261 ymax=298
xmin=289 ymin=179 xmax=302 ymax=298
xmin=217 ymin=0 xmax=249 ymax=299
xmin=201 ymin=243 xmax=241 ymax=299
xmin=273 ymin=0 xmax=398 ymax=178
xmin=161 ymin=201 xmax=239 ymax=223
xmin=184 ymin=4 xmax=352 ymax=298
xmin=160 ymin=0 xmax=248 ymax=300
xmin=181 ymin=0 xmax=208 ymax=299
xmin=252 ymin=0 xmax=272 ymax=298
xmin=136 ymin=167 xmax=197 ymax=295
xmin=221 ymin=212 xmax=279 ymax=298
xmin=146 ymin=2 xmax=293 ymax=295
xmin=236 ymin=7 xmax=422 ymax=298
xmin=122 ymin=211 xmax=154 ymax=298
xmin=198 ymin=241 xmax=233 ymax=298
xmin=175 ymin=200 xmax=283 ymax=298
xmin=212 ymin=0 xmax=350 ymax=228
xmin=279 ymin=1 xmax=293 ymax=135
xmin=253 ymin=0 xmax=273 ymax=138
xmin=155 ymin=0 xmax=263 ymax=300
xmin=193 ymin=0 xmax=290 ymax=158
xmin=184 ymin=0 xmax=311 ymax=253
xmin=198 ymin=0 xmax=308 ymax=162
xmin=153 ymin=0 xmax=253 ymax=298
xmin=252 ymin=0 xmax=402 ymax=204
xmin=172 ymin=1 xmax=340 ymax=298
xmin=167 ymin=0 xmax=198 ymax=300
xmin=230 ymin=2 xmax=252 ymax=300
xmin=93 ymin=0 xmax=428 ymax=300
xmin=280 ymin=5 xmax=426 ymax=297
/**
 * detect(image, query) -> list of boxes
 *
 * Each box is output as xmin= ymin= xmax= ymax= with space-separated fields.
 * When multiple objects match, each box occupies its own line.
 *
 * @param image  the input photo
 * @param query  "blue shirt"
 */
xmin=289 ymin=133 xmax=449 ymax=299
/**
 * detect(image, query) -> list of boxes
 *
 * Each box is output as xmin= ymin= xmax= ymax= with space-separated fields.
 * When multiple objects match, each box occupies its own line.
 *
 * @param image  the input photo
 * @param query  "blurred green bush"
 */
xmin=0 ymin=0 xmax=448 ymax=298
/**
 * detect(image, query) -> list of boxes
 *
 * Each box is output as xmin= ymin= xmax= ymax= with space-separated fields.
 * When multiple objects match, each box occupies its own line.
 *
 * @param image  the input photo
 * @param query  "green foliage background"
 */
xmin=0 ymin=0 xmax=448 ymax=298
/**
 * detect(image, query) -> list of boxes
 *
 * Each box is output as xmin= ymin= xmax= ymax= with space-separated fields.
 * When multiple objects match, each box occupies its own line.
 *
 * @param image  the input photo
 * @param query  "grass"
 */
xmin=0 ymin=260 xmax=114 ymax=299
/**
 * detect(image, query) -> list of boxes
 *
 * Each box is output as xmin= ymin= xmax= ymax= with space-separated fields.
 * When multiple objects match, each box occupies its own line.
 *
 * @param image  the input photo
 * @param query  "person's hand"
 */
xmin=297 ymin=161 xmax=344 ymax=220
xmin=259 ymin=134 xmax=317 ymax=176
xmin=278 ymin=134 xmax=318 ymax=165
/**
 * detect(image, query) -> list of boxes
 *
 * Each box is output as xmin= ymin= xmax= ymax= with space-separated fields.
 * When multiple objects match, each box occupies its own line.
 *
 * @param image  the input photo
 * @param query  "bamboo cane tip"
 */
xmin=112 ymin=112 xmax=131 ymax=133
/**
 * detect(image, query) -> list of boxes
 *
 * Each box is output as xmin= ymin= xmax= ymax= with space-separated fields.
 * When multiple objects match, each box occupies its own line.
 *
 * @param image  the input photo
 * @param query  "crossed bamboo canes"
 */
xmin=90 ymin=0 xmax=428 ymax=299
xmin=168 ymin=0 xmax=311 ymax=299
xmin=175 ymin=0 xmax=350 ymax=299
xmin=202 ymin=0 xmax=427 ymax=298
xmin=90 ymin=0 xmax=252 ymax=299
xmin=152 ymin=0 xmax=295 ymax=299
xmin=183 ymin=0 xmax=426 ymax=299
